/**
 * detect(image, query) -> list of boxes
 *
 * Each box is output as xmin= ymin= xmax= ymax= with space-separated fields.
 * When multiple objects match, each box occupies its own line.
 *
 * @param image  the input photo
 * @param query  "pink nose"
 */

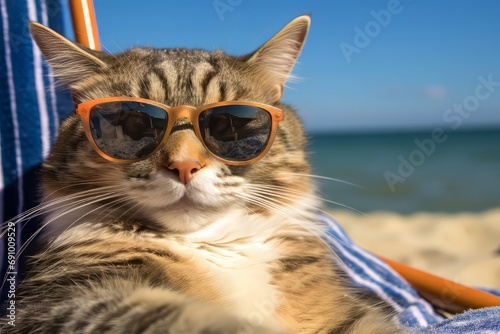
xmin=167 ymin=161 xmax=202 ymax=185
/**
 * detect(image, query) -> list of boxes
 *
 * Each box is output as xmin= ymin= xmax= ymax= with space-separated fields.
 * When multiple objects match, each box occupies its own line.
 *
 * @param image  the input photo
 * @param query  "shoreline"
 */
xmin=327 ymin=208 xmax=500 ymax=289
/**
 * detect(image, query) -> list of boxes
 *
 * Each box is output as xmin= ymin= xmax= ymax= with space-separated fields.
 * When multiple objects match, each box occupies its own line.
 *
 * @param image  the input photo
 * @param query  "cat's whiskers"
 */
xmin=40 ymin=185 xmax=123 ymax=209
xmin=235 ymin=193 xmax=301 ymax=230
xmin=0 ymin=186 xmax=123 ymax=237
xmin=280 ymin=172 xmax=363 ymax=189
xmin=99 ymin=42 xmax=133 ymax=85
xmin=93 ymin=197 xmax=135 ymax=225
xmin=42 ymin=180 xmax=119 ymax=200
xmin=38 ymin=195 xmax=143 ymax=259
xmin=71 ymin=90 xmax=86 ymax=102
xmin=105 ymin=43 xmax=150 ymax=97
xmin=234 ymin=191 xmax=339 ymax=259
xmin=15 ymin=192 xmax=132 ymax=258
xmin=235 ymin=188 xmax=319 ymax=231
xmin=97 ymin=195 xmax=147 ymax=225
xmin=247 ymin=185 xmax=356 ymax=224
xmin=240 ymin=185 xmax=353 ymax=259
xmin=1 ymin=191 xmax=137 ymax=292
xmin=246 ymin=183 xmax=365 ymax=215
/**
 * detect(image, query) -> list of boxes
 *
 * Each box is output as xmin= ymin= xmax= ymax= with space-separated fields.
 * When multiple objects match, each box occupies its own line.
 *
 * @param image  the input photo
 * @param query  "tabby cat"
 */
xmin=4 ymin=15 xmax=403 ymax=333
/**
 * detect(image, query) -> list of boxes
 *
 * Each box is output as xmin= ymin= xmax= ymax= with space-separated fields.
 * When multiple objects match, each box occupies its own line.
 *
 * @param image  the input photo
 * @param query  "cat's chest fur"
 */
xmin=163 ymin=211 xmax=289 ymax=324
xmin=67 ymin=210 xmax=309 ymax=329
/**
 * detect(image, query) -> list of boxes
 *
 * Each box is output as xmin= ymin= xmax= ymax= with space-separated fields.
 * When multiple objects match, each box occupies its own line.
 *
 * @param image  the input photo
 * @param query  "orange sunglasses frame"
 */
xmin=75 ymin=97 xmax=284 ymax=166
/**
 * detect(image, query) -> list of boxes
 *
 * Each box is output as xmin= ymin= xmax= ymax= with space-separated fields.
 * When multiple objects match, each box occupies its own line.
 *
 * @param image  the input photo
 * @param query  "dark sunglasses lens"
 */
xmin=89 ymin=101 xmax=168 ymax=160
xmin=199 ymin=105 xmax=272 ymax=161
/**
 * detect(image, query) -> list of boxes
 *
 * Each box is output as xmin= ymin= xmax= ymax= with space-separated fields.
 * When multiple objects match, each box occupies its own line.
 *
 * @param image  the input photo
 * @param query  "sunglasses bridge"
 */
xmin=161 ymin=104 xmax=200 ymax=122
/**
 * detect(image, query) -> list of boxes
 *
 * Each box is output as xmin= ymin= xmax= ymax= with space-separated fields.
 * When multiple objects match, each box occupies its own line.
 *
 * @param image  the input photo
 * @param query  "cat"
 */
xmin=2 ymin=15 xmax=403 ymax=333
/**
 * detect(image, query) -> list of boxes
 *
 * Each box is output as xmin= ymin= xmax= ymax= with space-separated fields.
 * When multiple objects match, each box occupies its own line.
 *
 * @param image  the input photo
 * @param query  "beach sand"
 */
xmin=327 ymin=209 xmax=500 ymax=290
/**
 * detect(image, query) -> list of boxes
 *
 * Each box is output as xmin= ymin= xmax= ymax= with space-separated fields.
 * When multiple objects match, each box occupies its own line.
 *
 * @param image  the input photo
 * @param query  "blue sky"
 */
xmin=64 ymin=1 xmax=500 ymax=133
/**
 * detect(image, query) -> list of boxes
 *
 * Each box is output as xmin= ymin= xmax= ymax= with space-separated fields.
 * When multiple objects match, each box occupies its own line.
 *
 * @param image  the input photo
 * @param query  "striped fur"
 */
xmin=3 ymin=16 xmax=403 ymax=333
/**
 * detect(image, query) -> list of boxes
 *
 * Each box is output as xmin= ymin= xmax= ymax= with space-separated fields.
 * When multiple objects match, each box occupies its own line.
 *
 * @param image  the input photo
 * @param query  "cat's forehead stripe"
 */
xmin=157 ymin=60 xmax=178 ymax=98
xmin=192 ymin=62 xmax=216 ymax=102
xmin=147 ymin=72 xmax=166 ymax=102
xmin=204 ymin=75 xmax=221 ymax=104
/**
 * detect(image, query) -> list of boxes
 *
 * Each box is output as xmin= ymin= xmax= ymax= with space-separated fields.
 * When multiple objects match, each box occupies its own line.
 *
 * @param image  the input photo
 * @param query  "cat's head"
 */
xmin=30 ymin=15 xmax=317 ymax=233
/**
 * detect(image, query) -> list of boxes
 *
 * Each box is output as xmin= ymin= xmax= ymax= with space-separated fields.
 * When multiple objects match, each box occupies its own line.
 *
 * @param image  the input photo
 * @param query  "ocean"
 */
xmin=307 ymin=129 xmax=500 ymax=214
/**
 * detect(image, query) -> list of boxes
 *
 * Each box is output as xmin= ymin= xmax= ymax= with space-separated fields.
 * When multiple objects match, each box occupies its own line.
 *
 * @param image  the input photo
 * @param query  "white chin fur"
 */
xmin=127 ymin=167 xmax=245 ymax=232
xmin=130 ymin=168 xmax=238 ymax=208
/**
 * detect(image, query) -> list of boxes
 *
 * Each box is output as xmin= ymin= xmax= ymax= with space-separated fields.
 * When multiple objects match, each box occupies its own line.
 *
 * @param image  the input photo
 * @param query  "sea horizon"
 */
xmin=306 ymin=128 xmax=500 ymax=214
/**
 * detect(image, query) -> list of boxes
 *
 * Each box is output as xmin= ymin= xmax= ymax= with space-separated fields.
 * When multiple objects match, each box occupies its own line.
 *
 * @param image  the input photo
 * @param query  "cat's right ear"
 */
xmin=244 ymin=15 xmax=311 ymax=102
xmin=29 ymin=22 xmax=110 ymax=86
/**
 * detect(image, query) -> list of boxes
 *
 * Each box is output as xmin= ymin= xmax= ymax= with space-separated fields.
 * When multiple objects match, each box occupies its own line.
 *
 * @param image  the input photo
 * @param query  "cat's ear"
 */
xmin=29 ymin=22 xmax=111 ymax=86
xmin=245 ymin=15 xmax=310 ymax=101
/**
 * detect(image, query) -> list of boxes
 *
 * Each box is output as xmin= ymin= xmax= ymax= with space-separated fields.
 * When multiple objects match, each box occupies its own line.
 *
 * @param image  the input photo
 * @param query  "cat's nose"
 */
xmin=167 ymin=161 xmax=202 ymax=185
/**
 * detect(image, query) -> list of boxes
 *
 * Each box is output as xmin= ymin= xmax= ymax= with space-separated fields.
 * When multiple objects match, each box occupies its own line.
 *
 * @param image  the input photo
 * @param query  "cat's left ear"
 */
xmin=29 ymin=21 xmax=112 ymax=87
xmin=245 ymin=15 xmax=310 ymax=101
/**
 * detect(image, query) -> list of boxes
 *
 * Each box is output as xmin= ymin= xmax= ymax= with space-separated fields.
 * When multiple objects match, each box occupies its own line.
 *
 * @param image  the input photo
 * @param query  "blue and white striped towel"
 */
xmin=0 ymin=0 xmax=73 ymax=304
xmin=319 ymin=212 xmax=500 ymax=333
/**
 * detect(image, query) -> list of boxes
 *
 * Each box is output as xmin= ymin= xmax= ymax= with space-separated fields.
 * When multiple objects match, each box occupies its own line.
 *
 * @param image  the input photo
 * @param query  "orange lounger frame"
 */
xmin=69 ymin=0 xmax=100 ymax=50
xmin=380 ymin=255 xmax=500 ymax=313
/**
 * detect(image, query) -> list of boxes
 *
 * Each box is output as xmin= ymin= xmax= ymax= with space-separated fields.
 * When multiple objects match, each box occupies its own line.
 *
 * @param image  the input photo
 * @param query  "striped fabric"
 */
xmin=320 ymin=212 xmax=500 ymax=332
xmin=0 ymin=0 xmax=72 ymax=300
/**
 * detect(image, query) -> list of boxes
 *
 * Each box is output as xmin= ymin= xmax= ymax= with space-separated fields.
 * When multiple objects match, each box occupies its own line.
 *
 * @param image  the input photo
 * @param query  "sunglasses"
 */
xmin=76 ymin=97 xmax=284 ymax=165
